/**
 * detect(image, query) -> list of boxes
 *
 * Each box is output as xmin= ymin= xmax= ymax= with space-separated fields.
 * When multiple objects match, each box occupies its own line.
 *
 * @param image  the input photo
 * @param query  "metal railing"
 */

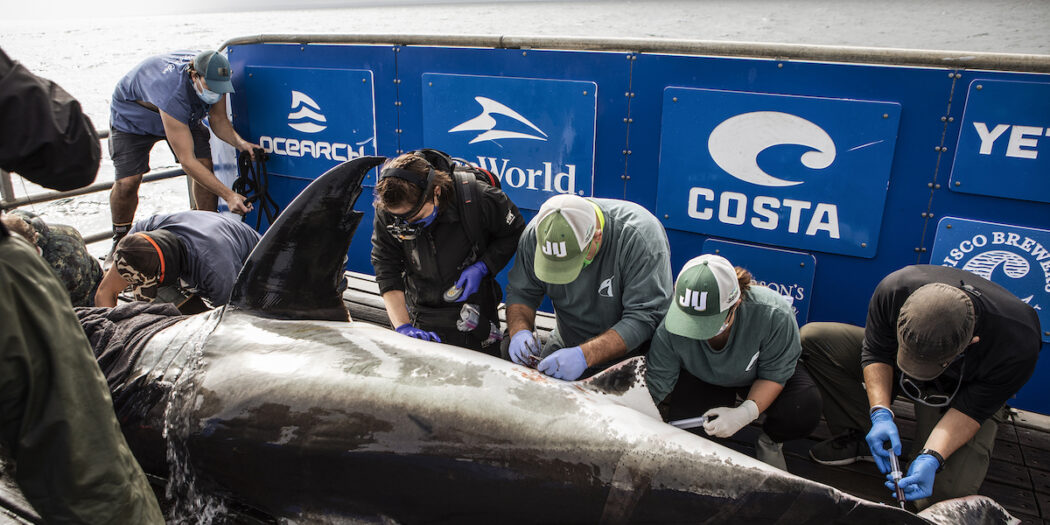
xmin=221 ymin=34 xmax=1050 ymax=73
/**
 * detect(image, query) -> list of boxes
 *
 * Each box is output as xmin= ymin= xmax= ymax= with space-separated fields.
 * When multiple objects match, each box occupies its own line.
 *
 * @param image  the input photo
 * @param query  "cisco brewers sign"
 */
xmin=656 ymin=88 xmax=901 ymax=258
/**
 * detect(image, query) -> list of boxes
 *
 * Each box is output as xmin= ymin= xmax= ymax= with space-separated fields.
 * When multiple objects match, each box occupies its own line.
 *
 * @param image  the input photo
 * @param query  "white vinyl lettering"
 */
xmin=685 ymin=187 xmax=841 ymax=240
xmin=474 ymin=157 xmax=577 ymax=194
xmin=973 ymin=122 xmax=1010 ymax=155
xmin=1006 ymin=125 xmax=1042 ymax=159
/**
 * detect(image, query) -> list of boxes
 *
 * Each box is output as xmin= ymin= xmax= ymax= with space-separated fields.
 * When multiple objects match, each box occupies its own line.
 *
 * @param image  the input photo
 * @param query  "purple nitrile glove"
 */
xmin=866 ymin=408 xmax=902 ymax=475
xmin=395 ymin=323 xmax=442 ymax=343
xmin=885 ymin=453 xmax=939 ymax=501
xmin=508 ymin=330 xmax=540 ymax=366
xmin=537 ymin=346 xmax=587 ymax=381
xmin=453 ymin=261 xmax=488 ymax=302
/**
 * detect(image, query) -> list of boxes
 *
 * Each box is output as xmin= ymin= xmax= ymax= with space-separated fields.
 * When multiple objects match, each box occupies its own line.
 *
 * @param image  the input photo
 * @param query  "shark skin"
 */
xmin=107 ymin=157 xmax=1015 ymax=524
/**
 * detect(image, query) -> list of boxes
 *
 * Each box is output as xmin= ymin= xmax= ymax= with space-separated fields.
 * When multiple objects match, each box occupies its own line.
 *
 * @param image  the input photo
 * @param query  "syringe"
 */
xmin=888 ymin=452 xmax=906 ymax=509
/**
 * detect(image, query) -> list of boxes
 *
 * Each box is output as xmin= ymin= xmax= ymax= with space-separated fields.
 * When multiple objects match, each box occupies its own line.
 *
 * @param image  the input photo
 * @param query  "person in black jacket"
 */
xmin=804 ymin=265 xmax=1040 ymax=509
xmin=371 ymin=150 xmax=525 ymax=355
xmin=0 ymin=46 xmax=164 ymax=523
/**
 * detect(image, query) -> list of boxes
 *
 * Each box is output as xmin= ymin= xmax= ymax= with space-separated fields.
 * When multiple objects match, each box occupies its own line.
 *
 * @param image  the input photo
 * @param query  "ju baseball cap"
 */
xmin=665 ymin=254 xmax=741 ymax=340
xmin=193 ymin=50 xmax=234 ymax=94
xmin=896 ymin=282 xmax=976 ymax=381
xmin=533 ymin=194 xmax=598 ymax=285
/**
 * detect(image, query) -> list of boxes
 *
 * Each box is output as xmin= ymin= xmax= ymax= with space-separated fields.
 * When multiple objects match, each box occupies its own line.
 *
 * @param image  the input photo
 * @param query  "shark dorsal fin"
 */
xmin=577 ymin=357 xmax=661 ymax=420
xmin=228 ymin=156 xmax=385 ymax=321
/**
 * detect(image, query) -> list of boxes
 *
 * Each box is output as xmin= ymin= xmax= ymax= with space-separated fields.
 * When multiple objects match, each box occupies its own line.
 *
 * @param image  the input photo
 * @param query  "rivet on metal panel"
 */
xmin=955 ymin=181 xmax=962 ymax=186
xmin=578 ymin=190 xmax=585 ymax=196
xmin=942 ymin=146 xmax=948 ymax=153
xmin=625 ymin=92 xmax=630 ymax=97
xmin=396 ymin=149 xmax=403 ymax=154
xmin=396 ymin=129 xmax=402 ymax=133
xmin=920 ymin=212 xmax=927 ymax=218
xmin=946 ymin=224 xmax=952 ymax=229
xmin=800 ymin=262 xmax=805 ymax=267
xmin=362 ymin=78 xmax=367 ymax=83
xmin=623 ymin=118 xmax=629 ymax=123
xmin=631 ymin=55 xmax=637 ymax=60
xmin=921 ymin=247 xmax=927 ymax=253
xmin=620 ymin=175 xmax=626 ymax=180
xmin=626 ymin=150 xmax=632 ymax=155
xmin=395 ymin=101 xmax=401 ymax=106
xmin=927 ymin=182 xmax=934 ymax=188
xmin=583 ymin=91 xmax=588 ymax=95
xmin=627 ymin=118 xmax=633 ymax=123
xmin=625 ymin=176 xmax=631 ymax=180
xmin=626 ymin=55 xmax=631 ymax=60
xmin=948 ymin=117 xmax=954 ymax=122
xmin=249 ymin=73 xmax=253 ymax=77
xmin=955 ymin=73 xmax=962 ymax=79
xmin=777 ymin=63 xmax=783 ymax=68
xmin=861 ymin=243 xmax=867 ymax=248
xmin=629 ymin=92 xmax=635 ymax=98
xmin=664 ymin=214 xmax=669 ymax=219
xmin=394 ymin=79 xmax=401 ymax=84
xmin=300 ymin=46 xmax=305 ymax=51
xmin=940 ymin=116 xmax=947 ymax=122
xmin=976 ymin=84 xmax=983 ymax=90
xmin=914 ymin=247 xmax=921 ymax=252
xmin=928 ymin=213 xmax=934 ymax=219
xmin=948 ymin=72 xmax=954 ymax=78
xmin=673 ymin=97 xmax=678 ymax=102
xmin=882 ymin=114 xmax=888 ymax=119
xmin=428 ymin=82 xmax=432 ymax=87
xmin=935 ymin=146 xmax=942 ymax=152
xmin=622 ymin=149 xmax=628 ymax=155
xmin=523 ymin=51 xmax=527 ymax=56
xmin=715 ymin=249 xmax=720 ymax=254
xmin=935 ymin=184 xmax=941 ymax=189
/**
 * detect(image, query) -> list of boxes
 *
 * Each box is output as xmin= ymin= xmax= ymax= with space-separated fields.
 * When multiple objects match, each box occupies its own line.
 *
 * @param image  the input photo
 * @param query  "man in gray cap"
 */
xmin=108 ymin=50 xmax=258 ymax=253
xmin=803 ymin=265 xmax=1040 ymax=509
xmin=504 ymin=194 xmax=672 ymax=380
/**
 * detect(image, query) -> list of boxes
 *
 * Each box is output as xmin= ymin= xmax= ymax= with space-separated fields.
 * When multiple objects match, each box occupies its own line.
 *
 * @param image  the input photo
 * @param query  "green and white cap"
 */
xmin=533 ymin=194 xmax=597 ymax=285
xmin=665 ymin=254 xmax=740 ymax=340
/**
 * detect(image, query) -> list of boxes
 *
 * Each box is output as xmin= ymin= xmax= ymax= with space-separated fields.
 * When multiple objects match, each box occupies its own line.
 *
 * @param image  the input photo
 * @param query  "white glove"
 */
xmin=702 ymin=399 xmax=759 ymax=438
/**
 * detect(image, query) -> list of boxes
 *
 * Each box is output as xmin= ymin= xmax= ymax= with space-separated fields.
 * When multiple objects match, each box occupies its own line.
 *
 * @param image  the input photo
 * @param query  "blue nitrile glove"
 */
xmin=885 ymin=454 xmax=940 ymax=501
xmin=454 ymin=261 xmax=488 ymax=302
xmin=508 ymin=330 xmax=541 ymax=366
xmin=395 ymin=323 xmax=442 ymax=343
xmin=866 ymin=408 xmax=902 ymax=475
xmin=537 ymin=346 xmax=588 ymax=381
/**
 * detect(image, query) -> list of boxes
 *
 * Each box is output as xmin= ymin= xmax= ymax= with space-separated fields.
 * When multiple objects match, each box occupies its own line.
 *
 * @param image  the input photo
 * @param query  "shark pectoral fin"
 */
xmin=228 ymin=156 xmax=386 ymax=322
xmin=577 ymin=356 xmax=661 ymax=420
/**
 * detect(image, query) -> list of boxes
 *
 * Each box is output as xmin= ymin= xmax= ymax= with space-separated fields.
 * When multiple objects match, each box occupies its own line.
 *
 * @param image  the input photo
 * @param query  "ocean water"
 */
xmin=1 ymin=0 xmax=1048 ymax=257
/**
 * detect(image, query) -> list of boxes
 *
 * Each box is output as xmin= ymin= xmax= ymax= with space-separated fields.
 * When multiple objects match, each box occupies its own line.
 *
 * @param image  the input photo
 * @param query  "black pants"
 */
xmin=660 ymin=363 xmax=822 ymax=443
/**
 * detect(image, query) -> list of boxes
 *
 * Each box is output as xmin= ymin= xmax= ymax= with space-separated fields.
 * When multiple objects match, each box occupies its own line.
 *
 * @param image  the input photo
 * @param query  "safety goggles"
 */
xmin=899 ymin=354 xmax=965 ymax=408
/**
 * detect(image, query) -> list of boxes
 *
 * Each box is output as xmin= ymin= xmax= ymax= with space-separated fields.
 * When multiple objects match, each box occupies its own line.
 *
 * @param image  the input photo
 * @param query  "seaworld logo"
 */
xmin=940 ymin=231 xmax=1050 ymax=308
xmin=287 ymin=91 xmax=327 ymax=134
xmin=449 ymin=96 xmax=548 ymax=144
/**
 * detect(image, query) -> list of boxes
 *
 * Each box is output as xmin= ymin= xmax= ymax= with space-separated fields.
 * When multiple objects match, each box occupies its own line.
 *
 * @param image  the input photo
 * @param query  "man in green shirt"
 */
xmin=645 ymin=254 xmax=821 ymax=469
xmin=505 ymin=194 xmax=672 ymax=380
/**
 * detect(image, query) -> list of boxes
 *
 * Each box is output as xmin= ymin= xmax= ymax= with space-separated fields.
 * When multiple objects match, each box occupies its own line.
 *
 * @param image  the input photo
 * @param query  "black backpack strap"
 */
xmin=453 ymin=170 xmax=486 ymax=259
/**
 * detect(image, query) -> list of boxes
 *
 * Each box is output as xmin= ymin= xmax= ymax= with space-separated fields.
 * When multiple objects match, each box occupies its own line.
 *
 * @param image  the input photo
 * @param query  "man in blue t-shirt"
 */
xmin=108 ymin=50 xmax=258 ymax=252
xmin=95 ymin=210 xmax=261 ymax=311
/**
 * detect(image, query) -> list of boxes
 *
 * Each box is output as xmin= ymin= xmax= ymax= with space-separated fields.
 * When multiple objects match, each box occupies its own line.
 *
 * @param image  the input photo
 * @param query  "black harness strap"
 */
xmin=233 ymin=148 xmax=280 ymax=229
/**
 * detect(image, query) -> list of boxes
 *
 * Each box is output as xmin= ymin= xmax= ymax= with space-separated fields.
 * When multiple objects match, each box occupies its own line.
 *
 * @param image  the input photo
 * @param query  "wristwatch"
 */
xmin=919 ymin=448 xmax=946 ymax=472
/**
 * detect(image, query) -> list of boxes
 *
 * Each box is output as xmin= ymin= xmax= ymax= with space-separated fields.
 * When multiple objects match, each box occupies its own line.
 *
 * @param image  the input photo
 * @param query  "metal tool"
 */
xmin=669 ymin=415 xmax=710 ymax=430
xmin=888 ymin=451 xmax=906 ymax=509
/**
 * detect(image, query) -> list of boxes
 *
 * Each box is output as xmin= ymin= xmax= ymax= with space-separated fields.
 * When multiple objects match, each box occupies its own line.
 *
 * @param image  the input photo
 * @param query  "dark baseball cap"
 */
xmin=193 ymin=50 xmax=234 ymax=94
xmin=896 ymin=282 xmax=976 ymax=381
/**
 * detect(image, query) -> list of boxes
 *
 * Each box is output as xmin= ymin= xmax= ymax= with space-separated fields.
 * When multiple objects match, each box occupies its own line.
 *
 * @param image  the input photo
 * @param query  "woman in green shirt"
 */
xmin=645 ymin=254 xmax=821 ymax=469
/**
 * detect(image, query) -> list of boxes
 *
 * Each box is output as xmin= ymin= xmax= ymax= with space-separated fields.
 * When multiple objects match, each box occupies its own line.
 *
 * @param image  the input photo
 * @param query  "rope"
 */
xmin=233 ymin=148 xmax=279 ymax=230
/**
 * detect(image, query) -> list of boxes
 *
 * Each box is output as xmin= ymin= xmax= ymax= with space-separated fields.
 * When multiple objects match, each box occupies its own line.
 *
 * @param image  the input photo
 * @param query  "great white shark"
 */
xmin=104 ymin=156 xmax=1015 ymax=524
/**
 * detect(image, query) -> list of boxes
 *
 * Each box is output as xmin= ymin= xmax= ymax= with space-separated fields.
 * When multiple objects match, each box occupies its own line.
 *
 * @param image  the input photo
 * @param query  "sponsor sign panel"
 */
xmin=421 ymin=73 xmax=597 ymax=210
xmin=703 ymin=239 xmax=816 ymax=326
xmin=657 ymin=88 xmax=901 ymax=258
xmin=243 ymin=66 xmax=376 ymax=178
xmin=950 ymin=79 xmax=1050 ymax=204
xmin=932 ymin=217 xmax=1050 ymax=343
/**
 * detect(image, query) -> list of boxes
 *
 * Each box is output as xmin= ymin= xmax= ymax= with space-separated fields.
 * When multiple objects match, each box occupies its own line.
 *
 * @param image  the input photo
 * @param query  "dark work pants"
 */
xmin=800 ymin=322 xmax=1004 ymax=509
xmin=660 ymin=363 xmax=822 ymax=443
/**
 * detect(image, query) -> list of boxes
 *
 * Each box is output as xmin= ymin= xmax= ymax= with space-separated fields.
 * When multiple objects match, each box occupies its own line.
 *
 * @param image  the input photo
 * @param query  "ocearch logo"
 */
xmin=287 ymin=91 xmax=327 ymax=134
xmin=449 ymin=96 xmax=548 ymax=144
xmin=707 ymin=111 xmax=837 ymax=187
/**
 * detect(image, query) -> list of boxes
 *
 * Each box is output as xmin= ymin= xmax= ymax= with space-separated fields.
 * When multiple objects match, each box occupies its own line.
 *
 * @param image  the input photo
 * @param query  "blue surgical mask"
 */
xmin=194 ymin=77 xmax=222 ymax=105
xmin=412 ymin=204 xmax=439 ymax=228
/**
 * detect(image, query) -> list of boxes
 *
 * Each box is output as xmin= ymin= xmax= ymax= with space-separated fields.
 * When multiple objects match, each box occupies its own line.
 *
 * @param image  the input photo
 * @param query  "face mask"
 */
xmin=412 ymin=204 xmax=439 ymax=228
xmin=712 ymin=305 xmax=737 ymax=337
xmin=194 ymin=77 xmax=222 ymax=104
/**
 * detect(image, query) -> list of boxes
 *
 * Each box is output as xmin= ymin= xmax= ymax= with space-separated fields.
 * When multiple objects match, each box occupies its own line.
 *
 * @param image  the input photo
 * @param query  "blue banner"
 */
xmin=949 ymin=79 xmax=1050 ymax=204
xmin=703 ymin=239 xmax=817 ymax=326
xmin=656 ymin=88 xmax=901 ymax=258
xmin=421 ymin=73 xmax=597 ymax=210
xmin=932 ymin=217 xmax=1050 ymax=343
xmin=243 ymin=66 xmax=377 ymax=178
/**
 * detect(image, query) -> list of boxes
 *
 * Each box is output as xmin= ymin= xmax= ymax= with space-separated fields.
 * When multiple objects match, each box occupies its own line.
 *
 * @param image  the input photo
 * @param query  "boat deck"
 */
xmin=342 ymin=272 xmax=1050 ymax=524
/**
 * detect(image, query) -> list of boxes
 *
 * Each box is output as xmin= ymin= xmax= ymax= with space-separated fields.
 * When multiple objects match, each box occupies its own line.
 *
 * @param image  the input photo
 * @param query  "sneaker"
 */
xmin=809 ymin=430 xmax=873 ymax=466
